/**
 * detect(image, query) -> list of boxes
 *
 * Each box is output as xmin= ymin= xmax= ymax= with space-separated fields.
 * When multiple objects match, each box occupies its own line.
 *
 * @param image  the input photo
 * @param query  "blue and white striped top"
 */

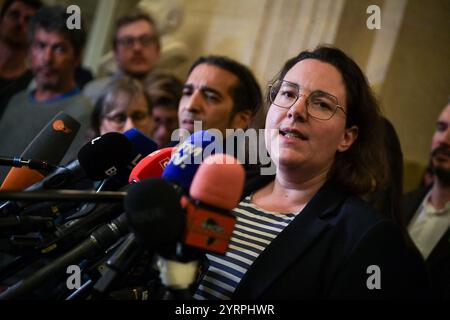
xmin=194 ymin=196 xmax=296 ymax=300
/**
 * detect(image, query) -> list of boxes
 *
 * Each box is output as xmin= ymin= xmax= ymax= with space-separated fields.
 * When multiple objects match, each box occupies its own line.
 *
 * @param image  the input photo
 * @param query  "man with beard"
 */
xmin=0 ymin=5 xmax=92 ymax=182
xmin=0 ymin=0 xmax=42 ymax=119
xmin=176 ymin=55 xmax=263 ymax=169
xmin=83 ymin=11 xmax=161 ymax=105
xmin=177 ymin=55 xmax=262 ymax=137
xmin=404 ymin=100 xmax=450 ymax=299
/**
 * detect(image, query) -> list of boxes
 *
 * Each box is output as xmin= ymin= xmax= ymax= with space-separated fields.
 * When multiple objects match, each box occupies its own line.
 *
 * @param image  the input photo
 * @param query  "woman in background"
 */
xmin=89 ymin=77 xmax=153 ymax=138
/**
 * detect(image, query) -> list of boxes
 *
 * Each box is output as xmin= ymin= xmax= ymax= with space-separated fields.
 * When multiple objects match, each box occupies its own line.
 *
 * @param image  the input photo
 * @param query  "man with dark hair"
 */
xmin=83 ymin=10 xmax=161 ymax=105
xmin=0 ymin=5 xmax=92 ymax=182
xmin=178 ymin=55 xmax=262 ymax=135
xmin=0 ymin=0 xmax=42 ymax=119
xmin=404 ymin=100 xmax=450 ymax=299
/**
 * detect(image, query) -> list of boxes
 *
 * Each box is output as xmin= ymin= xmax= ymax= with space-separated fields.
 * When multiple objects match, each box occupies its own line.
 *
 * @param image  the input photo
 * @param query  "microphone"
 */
xmin=0 ymin=213 xmax=130 ymax=300
xmin=128 ymin=147 xmax=174 ymax=183
xmin=157 ymin=154 xmax=244 ymax=296
xmin=127 ymin=154 xmax=244 ymax=297
xmin=0 ymin=215 xmax=54 ymax=236
xmin=124 ymin=179 xmax=185 ymax=250
xmin=90 ymin=143 xmax=197 ymax=297
xmin=124 ymin=128 xmax=158 ymax=165
xmin=96 ymin=128 xmax=158 ymax=191
xmin=0 ymin=157 xmax=57 ymax=173
xmin=4 ymin=140 xmax=172 ymax=260
xmin=0 ymin=132 xmax=134 ymax=217
xmin=183 ymin=154 xmax=244 ymax=254
xmin=0 ymin=178 xmax=184 ymax=299
xmin=89 ymin=148 xmax=176 ymax=298
xmin=1 ymin=112 xmax=80 ymax=190
xmin=162 ymin=130 xmax=219 ymax=192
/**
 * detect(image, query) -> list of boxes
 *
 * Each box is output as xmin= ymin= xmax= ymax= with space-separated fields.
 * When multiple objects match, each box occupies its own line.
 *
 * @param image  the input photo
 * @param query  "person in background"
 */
xmin=404 ymin=99 xmax=450 ymax=299
xmin=194 ymin=46 xmax=430 ymax=299
xmin=178 ymin=55 xmax=262 ymax=136
xmin=0 ymin=5 xmax=92 ymax=183
xmin=0 ymin=0 xmax=42 ymax=119
xmin=144 ymin=71 xmax=182 ymax=148
xmin=83 ymin=10 xmax=161 ymax=105
xmin=89 ymin=76 xmax=153 ymax=139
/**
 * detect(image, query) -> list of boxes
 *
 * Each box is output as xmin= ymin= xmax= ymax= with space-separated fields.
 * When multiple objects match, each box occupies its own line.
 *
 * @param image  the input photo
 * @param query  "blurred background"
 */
xmin=3 ymin=0 xmax=450 ymax=191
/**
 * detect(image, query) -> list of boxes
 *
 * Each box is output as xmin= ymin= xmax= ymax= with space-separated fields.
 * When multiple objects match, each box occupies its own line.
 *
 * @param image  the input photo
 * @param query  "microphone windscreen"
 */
xmin=162 ymin=130 xmax=218 ymax=191
xmin=1 ymin=112 xmax=80 ymax=190
xmin=21 ymin=111 xmax=81 ymax=166
xmin=78 ymin=132 xmax=134 ymax=181
xmin=125 ymin=178 xmax=185 ymax=249
xmin=190 ymin=154 xmax=245 ymax=210
xmin=124 ymin=128 xmax=158 ymax=163
xmin=0 ymin=167 xmax=45 ymax=191
xmin=129 ymin=147 xmax=174 ymax=183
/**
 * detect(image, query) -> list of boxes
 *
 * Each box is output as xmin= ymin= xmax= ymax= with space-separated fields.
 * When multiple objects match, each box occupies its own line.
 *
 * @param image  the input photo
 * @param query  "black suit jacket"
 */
xmin=403 ymin=186 xmax=450 ymax=299
xmin=218 ymin=175 xmax=431 ymax=299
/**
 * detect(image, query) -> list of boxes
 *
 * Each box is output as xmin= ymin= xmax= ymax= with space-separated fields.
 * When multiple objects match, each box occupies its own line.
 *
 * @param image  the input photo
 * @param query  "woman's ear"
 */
xmin=337 ymin=125 xmax=358 ymax=152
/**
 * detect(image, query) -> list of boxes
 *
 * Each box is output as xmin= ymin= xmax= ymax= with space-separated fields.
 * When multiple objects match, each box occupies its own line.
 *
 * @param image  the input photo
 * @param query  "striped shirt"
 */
xmin=194 ymin=196 xmax=296 ymax=300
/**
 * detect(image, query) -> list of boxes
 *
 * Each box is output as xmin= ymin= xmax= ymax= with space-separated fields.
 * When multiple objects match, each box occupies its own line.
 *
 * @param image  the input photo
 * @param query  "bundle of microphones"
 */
xmin=0 ymin=112 xmax=245 ymax=300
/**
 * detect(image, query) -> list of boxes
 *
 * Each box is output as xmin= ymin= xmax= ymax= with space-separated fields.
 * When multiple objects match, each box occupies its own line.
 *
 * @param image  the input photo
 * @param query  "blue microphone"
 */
xmin=124 ymin=128 xmax=158 ymax=167
xmin=162 ymin=130 xmax=221 ymax=192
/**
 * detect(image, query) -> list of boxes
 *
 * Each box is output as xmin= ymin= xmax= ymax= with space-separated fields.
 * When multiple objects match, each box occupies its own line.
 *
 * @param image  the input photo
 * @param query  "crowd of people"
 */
xmin=0 ymin=1 xmax=448 ymax=300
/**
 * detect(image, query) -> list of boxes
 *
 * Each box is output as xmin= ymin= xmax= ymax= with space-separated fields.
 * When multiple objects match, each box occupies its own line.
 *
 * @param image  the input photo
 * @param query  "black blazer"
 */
xmin=221 ymin=175 xmax=431 ymax=299
xmin=403 ymin=186 xmax=450 ymax=299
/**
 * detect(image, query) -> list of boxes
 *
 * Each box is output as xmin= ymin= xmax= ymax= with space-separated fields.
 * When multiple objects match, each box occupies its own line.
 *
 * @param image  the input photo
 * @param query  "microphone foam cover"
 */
xmin=125 ymin=178 xmax=185 ymax=248
xmin=0 ymin=167 xmax=45 ymax=190
xmin=21 ymin=111 xmax=81 ymax=165
xmin=124 ymin=128 xmax=158 ymax=161
xmin=189 ymin=154 xmax=245 ymax=210
xmin=77 ymin=132 xmax=134 ymax=181
xmin=129 ymin=147 xmax=174 ymax=183
xmin=162 ymin=130 xmax=218 ymax=191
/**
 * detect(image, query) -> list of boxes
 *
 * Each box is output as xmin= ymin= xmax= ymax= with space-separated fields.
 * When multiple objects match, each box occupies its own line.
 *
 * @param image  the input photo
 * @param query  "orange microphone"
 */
xmin=0 ymin=167 xmax=45 ymax=191
xmin=182 ymin=154 xmax=245 ymax=254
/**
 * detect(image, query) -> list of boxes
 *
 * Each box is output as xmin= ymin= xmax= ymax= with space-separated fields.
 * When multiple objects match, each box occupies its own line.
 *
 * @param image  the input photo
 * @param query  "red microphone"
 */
xmin=181 ymin=154 xmax=245 ymax=254
xmin=128 ymin=147 xmax=174 ymax=183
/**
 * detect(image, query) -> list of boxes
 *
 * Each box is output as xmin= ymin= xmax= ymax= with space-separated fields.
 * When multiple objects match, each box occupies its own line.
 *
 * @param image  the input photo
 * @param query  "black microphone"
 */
xmin=125 ymin=178 xmax=195 ymax=299
xmin=90 ymin=233 xmax=143 ymax=297
xmin=0 ymin=190 xmax=128 ymax=284
xmin=0 ymin=132 xmax=133 ymax=217
xmin=0 ymin=179 xmax=184 ymax=299
xmin=125 ymin=179 xmax=186 ymax=251
xmin=96 ymin=128 xmax=158 ymax=191
xmin=0 ymin=112 xmax=80 ymax=190
xmin=0 ymin=215 xmax=54 ymax=236
xmin=0 ymin=213 xmax=129 ymax=300
xmin=29 ymin=190 xmax=128 ymax=256
xmin=129 ymin=154 xmax=244 ymax=299
xmin=30 ymin=132 xmax=134 ymax=190
xmin=20 ymin=111 xmax=81 ymax=169
xmin=0 ymin=157 xmax=57 ymax=174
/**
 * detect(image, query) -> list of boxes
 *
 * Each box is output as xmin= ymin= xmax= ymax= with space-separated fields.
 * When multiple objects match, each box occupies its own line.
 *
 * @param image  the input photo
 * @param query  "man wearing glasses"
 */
xmin=0 ymin=0 xmax=42 ymax=119
xmin=83 ymin=11 xmax=161 ymax=106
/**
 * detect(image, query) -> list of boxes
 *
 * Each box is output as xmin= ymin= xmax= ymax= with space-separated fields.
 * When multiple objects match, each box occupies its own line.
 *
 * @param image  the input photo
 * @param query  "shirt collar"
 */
xmin=423 ymin=191 xmax=450 ymax=216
